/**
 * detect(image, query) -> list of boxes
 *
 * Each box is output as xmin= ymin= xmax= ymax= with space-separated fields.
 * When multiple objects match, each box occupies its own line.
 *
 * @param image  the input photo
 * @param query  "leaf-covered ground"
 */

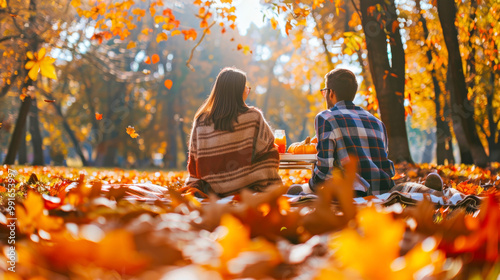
xmin=1 ymin=163 xmax=499 ymax=279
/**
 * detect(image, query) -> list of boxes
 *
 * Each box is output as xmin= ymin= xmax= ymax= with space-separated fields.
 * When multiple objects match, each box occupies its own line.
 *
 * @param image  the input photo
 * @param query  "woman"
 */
xmin=185 ymin=67 xmax=281 ymax=196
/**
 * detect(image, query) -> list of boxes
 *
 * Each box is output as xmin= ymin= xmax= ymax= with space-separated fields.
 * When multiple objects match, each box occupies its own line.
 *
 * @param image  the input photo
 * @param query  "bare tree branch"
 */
xmin=0 ymin=35 xmax=20 ymax=43
xmin=186 ymin=21 xmax=216 ymax=72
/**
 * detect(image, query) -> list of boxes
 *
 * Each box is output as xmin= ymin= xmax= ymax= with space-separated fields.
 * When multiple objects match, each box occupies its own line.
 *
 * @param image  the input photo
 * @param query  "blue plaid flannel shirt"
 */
xmin=309 ymin=100 xmax=395 ymax=195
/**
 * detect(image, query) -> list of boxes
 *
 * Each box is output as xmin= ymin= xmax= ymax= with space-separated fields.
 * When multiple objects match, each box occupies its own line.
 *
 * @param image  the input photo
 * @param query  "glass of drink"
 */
xmin=274 ymin=129 xmax=287 ymax=153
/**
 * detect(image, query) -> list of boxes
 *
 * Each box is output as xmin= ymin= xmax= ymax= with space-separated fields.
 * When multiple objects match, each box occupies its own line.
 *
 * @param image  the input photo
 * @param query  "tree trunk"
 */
xmin=3 ymin=0 xmax=38 ymax=165
xmin=18 ymin=124 xmax=28 ymax=165
xmin=29 ymin=97 xmax=44 ymax=165
xmin=178 ymin=116 xmax=189 ymax=167
xmin=437 ymin=0 xmax=488 ymax=167
xmin=465 ymin=0 xmax=477 ymax=98
xmin=4 ymin=97 xmax=31 ymax=164
xmin=299 ymin=84 xmax=313 ymax=140
xmin=360 ymin=0 xmax=413 ymax=163
xmin=417 ymin=1 xmax=454 ymax=165
xmin=164 ymin=99 xmax=178 ymax=169
xmin=487 ymin=71 xmax=500 ymax=162
xmin=446 ymin=68 xmax=473 ymax=164
xmin=261 ymin=61 xmax=277 ymax=116
xmin=421 ymin=131 xmax=435 ymax=163
xmin=49 ymin=99 xmax=89 ymax=166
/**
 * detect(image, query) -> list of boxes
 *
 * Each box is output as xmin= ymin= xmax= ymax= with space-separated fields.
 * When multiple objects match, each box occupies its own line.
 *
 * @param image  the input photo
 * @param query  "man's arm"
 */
xmin=381 ymin=122 xmax=395 ymax=177
xmin=309 ymin=114 xmax=336 ymax=191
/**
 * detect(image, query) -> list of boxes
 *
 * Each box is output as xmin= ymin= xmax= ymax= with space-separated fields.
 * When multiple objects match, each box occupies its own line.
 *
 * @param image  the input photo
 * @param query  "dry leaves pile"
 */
xmin=0 ymin=162 xmax=499 ymax=279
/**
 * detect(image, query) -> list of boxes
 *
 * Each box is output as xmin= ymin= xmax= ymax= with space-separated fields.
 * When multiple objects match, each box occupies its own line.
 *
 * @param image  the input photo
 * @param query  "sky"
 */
xmin=233 ymin=0 xmax=266 ymax=35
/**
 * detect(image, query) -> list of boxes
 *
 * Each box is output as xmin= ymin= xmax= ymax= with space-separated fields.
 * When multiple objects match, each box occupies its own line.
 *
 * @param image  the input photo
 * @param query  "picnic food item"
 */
xmin=287 ymin=136 xmax=317 ymax=154
xmin=274 ymin=129 xmax=287 ymax=153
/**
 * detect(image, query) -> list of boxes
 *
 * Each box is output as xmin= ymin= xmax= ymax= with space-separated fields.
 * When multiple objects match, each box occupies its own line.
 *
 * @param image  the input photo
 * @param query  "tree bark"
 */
xmin=29 ymin=97 xmax=44 ymax=165
xmin=465 ymin=0 xmax=477 ymax=98
xmin=417 ymin=1 xmax=454 ymax=164
xmin=487 ymin=71 xmax=500 ymax=162
xmin=164 ymin=99 xmax=178 ymax=169
xmin=360 ymin=0 xmax=413 ymax=163
xmin=18 ymin=123 xmax=28 ymax=165
xmin=49 ymin=98 xmax=89 ymax=166
xmin=178 ymin=116 xmax=189 ymax=167
xmin=422 ymin=131 xmax=435 ymax=163
xmin=436 ymin=0 xmax=488 ymax=167
xmin=446 ymin=68 xmax=473 ymax=164
xmin=4 ymin=97 xmax=31 ymax=164
xmin=3 ymin=0 xmax=38 ymax=165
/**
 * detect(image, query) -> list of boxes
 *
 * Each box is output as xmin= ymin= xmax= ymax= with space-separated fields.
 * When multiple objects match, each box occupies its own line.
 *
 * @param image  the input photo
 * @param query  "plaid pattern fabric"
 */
xmin=309 ymin=101 xmax=395 ymax=195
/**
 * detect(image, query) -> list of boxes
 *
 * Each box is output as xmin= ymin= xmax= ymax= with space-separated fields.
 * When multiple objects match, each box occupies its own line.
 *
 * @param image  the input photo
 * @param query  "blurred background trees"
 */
xmin=0 ymin=0 xmax=498 ymax=168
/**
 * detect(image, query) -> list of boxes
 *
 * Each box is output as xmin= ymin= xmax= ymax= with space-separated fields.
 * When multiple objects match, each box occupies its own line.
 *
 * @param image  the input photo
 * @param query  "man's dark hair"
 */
xmin=325 ymin=68 xmax=358 ymax=102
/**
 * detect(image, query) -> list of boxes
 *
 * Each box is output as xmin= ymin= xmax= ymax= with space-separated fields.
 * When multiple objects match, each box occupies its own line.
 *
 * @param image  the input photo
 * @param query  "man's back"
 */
xmin=312 ymin=100 xmax=395 ymax=195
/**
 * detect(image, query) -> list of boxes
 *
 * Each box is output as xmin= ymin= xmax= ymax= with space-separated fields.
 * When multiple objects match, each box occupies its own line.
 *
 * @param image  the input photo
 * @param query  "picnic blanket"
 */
xmin=98 ymin=182 xmax=483 ymax=211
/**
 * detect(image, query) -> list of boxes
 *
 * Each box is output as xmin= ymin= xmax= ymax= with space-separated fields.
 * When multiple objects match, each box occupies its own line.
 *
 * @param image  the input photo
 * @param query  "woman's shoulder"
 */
xmin=243 ymin=106 xmax=265 ymax=119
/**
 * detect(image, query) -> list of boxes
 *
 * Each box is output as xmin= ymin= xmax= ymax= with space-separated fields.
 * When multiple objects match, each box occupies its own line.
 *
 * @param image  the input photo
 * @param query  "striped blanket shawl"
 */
xmin=185 ymin=107 xmax=282 ymax=196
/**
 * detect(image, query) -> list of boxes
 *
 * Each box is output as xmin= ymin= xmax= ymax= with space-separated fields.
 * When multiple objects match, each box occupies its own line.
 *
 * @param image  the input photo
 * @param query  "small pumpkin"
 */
xmin=287 ymin=136 xmax=317 ymax=154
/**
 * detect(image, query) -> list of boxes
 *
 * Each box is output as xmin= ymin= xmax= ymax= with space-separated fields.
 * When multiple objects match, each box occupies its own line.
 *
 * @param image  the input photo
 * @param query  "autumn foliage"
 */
xmin=1 ymin=162 xmax=499 ymax=279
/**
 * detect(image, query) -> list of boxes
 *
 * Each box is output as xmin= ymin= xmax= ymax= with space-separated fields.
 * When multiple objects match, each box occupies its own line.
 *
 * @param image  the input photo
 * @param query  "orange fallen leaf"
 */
xmin=164 ymin=79 xmax=173 ymax=89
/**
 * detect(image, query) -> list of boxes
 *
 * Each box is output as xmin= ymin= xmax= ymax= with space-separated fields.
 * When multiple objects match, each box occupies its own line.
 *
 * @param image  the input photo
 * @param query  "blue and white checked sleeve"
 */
xmin=309 ymin=113 xmax=336 ymax=190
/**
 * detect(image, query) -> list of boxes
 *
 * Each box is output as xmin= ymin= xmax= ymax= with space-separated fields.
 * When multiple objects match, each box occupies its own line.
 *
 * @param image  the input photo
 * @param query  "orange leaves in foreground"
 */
xmin=452 ymin=180 xmax=499 ymax=196
xmin=16 ymin=191 xmax=64 ymax=234
xmin=36 ymin=229 xmax=150 ymax=275
xmin=95 ymin=113 xmax=102 ymax=120
xmin=126 ymin=126 xmax=139 ymax=138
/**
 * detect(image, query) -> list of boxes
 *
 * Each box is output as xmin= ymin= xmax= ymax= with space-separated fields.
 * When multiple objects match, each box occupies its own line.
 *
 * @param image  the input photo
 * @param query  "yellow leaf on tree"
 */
xmin=25 ymin=48 xmax=57 ymax=81
xmin=70 ymin=0 xmax=81 ymax=8
xmin=171 ymin=30 xmax=181 ymax=36
xmin=156 ymin=32 xmax=168 ymax=43
xmin=0 ymin=0 xmax=6 ymax=8
xmin=270 ymin=18 xmax=278 ymax=30
xmin=127 ymin=41 xmax=136 ymax=49
xmin=164 ymin=79 xmax=173 ymax=89
xmin=154 ymin=15 xmax=164 ymax=24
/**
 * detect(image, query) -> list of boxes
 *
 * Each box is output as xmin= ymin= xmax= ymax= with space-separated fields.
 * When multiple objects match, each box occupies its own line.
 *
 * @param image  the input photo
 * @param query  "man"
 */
xmin=304 ymin=68 xmax=395 ymax=196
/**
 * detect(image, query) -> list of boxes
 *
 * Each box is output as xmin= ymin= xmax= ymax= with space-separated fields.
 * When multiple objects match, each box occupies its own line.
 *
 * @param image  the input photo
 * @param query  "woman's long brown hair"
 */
xmin=194 ymin=67 xmax=249 ymax=131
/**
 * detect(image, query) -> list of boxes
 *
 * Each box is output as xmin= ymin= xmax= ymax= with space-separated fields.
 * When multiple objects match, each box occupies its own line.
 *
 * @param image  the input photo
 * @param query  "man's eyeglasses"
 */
xmin=320 ymin=88 xmax=330 ymax=96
